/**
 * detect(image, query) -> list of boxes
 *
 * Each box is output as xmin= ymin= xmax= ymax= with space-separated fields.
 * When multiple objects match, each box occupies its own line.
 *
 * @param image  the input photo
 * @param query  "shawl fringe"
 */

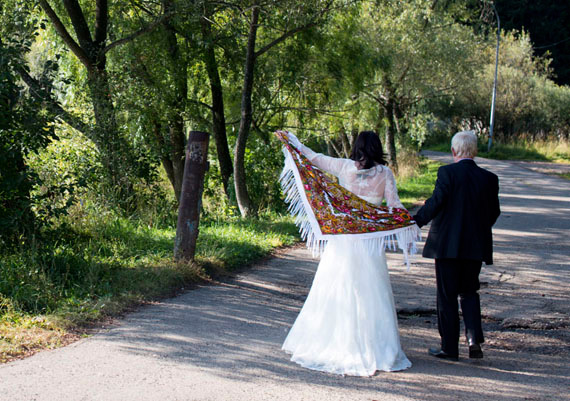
xmin=279 ymin=148 xmax=421 ymax=269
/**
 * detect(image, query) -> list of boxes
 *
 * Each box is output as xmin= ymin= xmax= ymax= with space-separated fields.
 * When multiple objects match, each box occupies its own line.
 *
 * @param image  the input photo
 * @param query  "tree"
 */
xmin=232 ymin=0 xmax=335 ymax=217
xmin=200 ymin=0 xmax=234 ymax=196
xmin=353 ymin=0 xmax=479 ymax=170
xmin=113 ymin=0 xmax=234 ymax=202
xmin=271 ymin=1 xmax=480 ymax=170
xmin=447 ymin=30 xmax=570 ymax=140
xmin=0 ymin=4 xmax=57 ymax=242
xmin=29 ymin=0 xmax=169 ymax=201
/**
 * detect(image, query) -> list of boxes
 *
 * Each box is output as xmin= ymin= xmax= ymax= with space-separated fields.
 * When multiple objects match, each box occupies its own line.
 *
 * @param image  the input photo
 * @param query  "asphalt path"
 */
xmin=1 ymin=152 xmax=568 ymax=401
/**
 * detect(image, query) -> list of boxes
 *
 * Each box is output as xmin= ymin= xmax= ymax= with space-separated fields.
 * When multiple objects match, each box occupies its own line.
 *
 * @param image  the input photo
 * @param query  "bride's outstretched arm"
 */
xmin=285 ymin=132 xmax=348 ymax=177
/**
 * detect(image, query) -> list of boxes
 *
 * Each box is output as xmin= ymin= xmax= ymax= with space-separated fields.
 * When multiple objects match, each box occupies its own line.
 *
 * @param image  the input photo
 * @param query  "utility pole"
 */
xmin=488 ymin=2 xmax=500 ymax=152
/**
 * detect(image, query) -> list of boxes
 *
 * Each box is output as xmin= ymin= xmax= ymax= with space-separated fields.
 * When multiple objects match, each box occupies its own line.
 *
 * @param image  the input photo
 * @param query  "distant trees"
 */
xmin=1 ymin=0 xmax=568 ymax=230
xmin=444 ymin=30 xmax=570 ymax=140
xmin=354 ymin=0 xmax=479 ymax=172
xmin=272 ymin=0 xmax=480 ymax=171
xmin=31 ymin=0 xmax=172 ymax=202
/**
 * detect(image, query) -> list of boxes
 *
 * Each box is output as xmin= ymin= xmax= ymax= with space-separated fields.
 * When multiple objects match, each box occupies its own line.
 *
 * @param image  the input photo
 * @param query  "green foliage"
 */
xmin=202 ymin=133 xmax=292 ymax=218
xmin=4 ymin=0 xmax=567 ymax=222
xmin=0 ymin=208 xmax=298 ymax=323
xmin=244 ymin=136 xmax=290 ymax=213
xmin=279 ymin=0 xmax=483 ymax=154
xmin=437 ymin=30 xmax=570 ymax=141
xmin=0 ymin=3 xmax=57 ymax=243
xmin=366 ymin=3 xmax=477 ymax=112
xmin=397 ymin=157 xmax=441 ymax=209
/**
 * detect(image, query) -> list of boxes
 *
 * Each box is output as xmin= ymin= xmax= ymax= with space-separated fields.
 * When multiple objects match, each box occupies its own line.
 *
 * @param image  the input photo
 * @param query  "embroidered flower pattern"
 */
xmin=276 ymin=131 xmax=414 ymax=235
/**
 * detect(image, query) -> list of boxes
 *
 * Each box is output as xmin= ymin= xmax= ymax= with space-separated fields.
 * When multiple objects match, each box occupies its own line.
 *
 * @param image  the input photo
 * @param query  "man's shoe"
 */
xmin=469 ymin=343 xmax=484 ymax=359
xmin=428 ymin=347 xmax=458 ymax=361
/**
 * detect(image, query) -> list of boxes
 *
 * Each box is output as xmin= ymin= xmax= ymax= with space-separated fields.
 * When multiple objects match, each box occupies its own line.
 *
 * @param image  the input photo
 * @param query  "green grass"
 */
xmin=197 ymin=218 xmax=299 ymax=269
xmin=0 ymin=213 xmax=298 ymax=362
xmin=0 ymin=157 xmax=440 ymax=363
xmin=397 ymin=158 xmax=440 ymax=209
xmin=478 ymin=143 xmax=550 ymax=161
xmin=423 ymin=142 xmax=450 ymax=153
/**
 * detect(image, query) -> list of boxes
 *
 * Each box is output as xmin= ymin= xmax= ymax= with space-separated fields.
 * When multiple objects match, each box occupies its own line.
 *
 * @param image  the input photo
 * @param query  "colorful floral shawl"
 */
xmin=276 ymin=131 xmax=420 ymax=267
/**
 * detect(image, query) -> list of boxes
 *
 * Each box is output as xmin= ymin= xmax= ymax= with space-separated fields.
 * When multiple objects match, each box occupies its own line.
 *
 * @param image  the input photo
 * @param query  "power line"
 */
xmin=533 ymin=36 xmax=570 ymax=50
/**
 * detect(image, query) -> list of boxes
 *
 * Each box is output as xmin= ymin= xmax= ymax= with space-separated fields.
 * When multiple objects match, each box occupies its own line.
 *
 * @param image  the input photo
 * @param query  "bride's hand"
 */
xmin=285 ymin=132 xmax=303 ymax=150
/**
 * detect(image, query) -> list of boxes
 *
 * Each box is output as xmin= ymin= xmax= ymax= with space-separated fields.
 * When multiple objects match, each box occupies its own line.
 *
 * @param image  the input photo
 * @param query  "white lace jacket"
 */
xmin=298 ymin=144 xmax=404 ymax=209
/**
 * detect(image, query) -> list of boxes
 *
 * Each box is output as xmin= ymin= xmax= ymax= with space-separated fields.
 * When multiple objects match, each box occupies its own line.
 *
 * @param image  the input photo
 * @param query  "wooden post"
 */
xmin=174 ymin=131 xmax=210 ymax=261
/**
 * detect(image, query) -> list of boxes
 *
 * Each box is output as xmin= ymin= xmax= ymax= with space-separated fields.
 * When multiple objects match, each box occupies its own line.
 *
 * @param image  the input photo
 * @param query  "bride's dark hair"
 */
xmin=349 ymin=131 xmax=387 ymax=169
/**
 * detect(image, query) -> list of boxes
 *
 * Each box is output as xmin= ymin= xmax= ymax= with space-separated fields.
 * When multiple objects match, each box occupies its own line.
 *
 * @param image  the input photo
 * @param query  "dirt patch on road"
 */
xmin=398 ymin=314 xmax=570 ymax=358
xmin=0 ymin=322 xmax=81 ymax=363
xmin=485 ymin=328 xmax=570 ymax=356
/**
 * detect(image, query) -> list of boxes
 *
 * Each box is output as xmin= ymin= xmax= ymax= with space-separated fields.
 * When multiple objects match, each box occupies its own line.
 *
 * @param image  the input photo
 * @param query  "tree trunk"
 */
xmin=152 ymin=121 xmax=176 ymax=192
xmin=382 ymin=102 xmax=399 ymax=174
xmin=201 ymin=10 xmax=233 ymax=196
xmin=350 ymin=127 xmax=358 ymax=149
xmin=326 ymin=140 xmax=335 ymax=157
xmin=381 ymin=78 xmax=399 ymax=174
xmin=234 ymin=5 xmax=260 ymax=218
xmin=39 ymin=0 xmax=138 ymax=203
xmin=339 ymin=127 xmax=351 ymax=158
xmin=87 ymin=66 xmax=136 ymax=199
xmin=393 ymin=102 xmax=406 ymax=138
xmin=174 ymin=131 xmax=209 ymax=261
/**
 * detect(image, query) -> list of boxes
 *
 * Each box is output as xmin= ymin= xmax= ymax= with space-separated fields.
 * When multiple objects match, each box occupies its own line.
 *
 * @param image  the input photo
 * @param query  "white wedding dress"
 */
xmin=282 ymin=147 xmax=412 ymax=376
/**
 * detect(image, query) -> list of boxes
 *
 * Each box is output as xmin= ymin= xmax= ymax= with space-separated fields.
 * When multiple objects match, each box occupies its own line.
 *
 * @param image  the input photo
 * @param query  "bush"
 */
xmin=0 ymin=34 xmax=57 ymax=244
xmin=429 ymin=30 xmax=570 ymax=142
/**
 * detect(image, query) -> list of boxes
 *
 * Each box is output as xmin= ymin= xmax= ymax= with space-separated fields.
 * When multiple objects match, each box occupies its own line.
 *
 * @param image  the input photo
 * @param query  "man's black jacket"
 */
xmin=413 ymin=159 xmax=500 ymax=265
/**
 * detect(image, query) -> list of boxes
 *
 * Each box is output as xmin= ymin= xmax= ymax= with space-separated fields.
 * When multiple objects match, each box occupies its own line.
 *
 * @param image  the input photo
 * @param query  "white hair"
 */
xmin=451 ymin=130 xmax=478 ymax=158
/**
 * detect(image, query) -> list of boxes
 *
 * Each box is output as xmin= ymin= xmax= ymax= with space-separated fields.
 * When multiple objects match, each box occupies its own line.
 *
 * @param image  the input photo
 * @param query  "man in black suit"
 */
xmin=413 ymin=130 xmax=500 ymax=360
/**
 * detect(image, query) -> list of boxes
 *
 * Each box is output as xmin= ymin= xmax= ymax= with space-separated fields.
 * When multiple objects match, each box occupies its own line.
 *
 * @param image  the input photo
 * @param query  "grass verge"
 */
xmin=0 ymin=214 xmax=299 ymax=362
xmin=0 ymin=155 xmax=440 ymax=363
xmin=397 ymin=156 xmax=440 ymax=210
xmin=425 ymin=139 xmax=570 ymax=163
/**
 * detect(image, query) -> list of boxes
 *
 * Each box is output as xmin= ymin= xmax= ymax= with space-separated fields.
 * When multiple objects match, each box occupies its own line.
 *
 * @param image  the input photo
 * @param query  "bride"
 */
xmin=281 ymin=131 xmax=412 ymax=376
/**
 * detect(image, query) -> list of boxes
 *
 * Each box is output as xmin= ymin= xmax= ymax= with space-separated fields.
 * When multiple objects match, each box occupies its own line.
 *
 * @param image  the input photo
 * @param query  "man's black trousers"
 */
xmin=435 ymin=258 xmax=484 ymax=357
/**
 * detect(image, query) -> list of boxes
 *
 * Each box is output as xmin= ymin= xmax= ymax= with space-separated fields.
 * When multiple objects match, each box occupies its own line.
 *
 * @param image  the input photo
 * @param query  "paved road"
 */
xmin=1 ymin=153 xmax=568 ymax=401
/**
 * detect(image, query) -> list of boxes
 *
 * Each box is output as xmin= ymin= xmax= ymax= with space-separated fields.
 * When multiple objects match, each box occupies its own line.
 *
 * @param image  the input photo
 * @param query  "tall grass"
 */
xmin=396 ymin=151 xmax=440 ymax=209
xmin=479 ymin=139 xmax=570 ymax=163
xmin=0 ymin=209 xmax=298 ymax=362
xmin=425 ymin=138 xmax=570 ymax=163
